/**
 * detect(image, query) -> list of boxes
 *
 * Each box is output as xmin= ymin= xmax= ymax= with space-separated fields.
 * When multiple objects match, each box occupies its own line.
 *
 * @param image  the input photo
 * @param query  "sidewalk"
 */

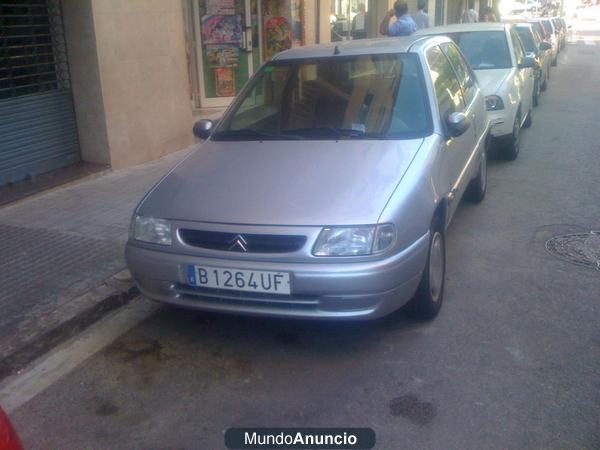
xmin=0 ymin=146 xmax=193 ymax=378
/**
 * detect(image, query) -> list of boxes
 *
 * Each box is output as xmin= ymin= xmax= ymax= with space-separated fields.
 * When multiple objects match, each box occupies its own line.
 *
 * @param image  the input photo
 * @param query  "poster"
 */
xmin=264 ymin=15 xmax=292 ymax=59
xmin=206 ymin=45 xmax=240 ymax=67
xmin=215 ymin=67 xmax=235 ymax=96
xmin=261 ymin=0 xmax=304 ymax=59
xmin=201 ymin=15 xmax=242 ymax=44
xmin=206 ymin=0 xmax=235 ymax=15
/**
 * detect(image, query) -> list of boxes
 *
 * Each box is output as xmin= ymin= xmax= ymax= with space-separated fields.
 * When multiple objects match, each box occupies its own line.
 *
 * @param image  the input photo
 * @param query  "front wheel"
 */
xmin=501 ymin=113 xmax=521 ymax=161
xmin=404 ymin=219 xmax=445 ymax=320
xmin=533 ymin=79 xmax=540 ymax=107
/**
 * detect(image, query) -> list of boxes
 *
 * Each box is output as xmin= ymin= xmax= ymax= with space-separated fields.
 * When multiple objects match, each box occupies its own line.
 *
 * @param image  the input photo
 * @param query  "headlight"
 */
xmin=485 ymin=95 xmax=504 ymax=111
xmin=131 ymin=215 xmax=172 ymax=245
xmin=312 ymin=224 xmax=395 ymax=256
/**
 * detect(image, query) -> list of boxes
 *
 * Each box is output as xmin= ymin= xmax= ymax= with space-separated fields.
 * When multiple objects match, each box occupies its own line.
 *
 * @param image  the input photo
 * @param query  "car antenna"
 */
xmin=334 ymin=45 xmax=341 ymax=55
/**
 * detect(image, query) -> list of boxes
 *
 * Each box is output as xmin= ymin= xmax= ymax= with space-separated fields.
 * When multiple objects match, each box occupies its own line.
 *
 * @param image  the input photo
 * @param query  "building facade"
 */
xmin=0 ymin=0 xmax=472 ymax=187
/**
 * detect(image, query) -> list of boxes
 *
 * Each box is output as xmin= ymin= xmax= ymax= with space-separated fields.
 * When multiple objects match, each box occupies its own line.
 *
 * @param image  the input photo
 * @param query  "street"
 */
xmin=3 ymin=25 xmax=600 ymax=450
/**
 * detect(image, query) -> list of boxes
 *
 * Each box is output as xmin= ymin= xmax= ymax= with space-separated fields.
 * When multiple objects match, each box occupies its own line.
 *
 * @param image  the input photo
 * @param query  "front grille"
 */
xmin=175 ymin=284 xmax=319 ymax=310
xmin=179 ymin=229 xmax=306 ymax=253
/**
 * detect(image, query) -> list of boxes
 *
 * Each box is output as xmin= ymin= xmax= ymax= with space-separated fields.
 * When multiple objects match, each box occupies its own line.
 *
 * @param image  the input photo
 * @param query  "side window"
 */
xmin=510 ymin=29 xmax=525 ymax=66
xmin=426 ymin=45 xmax=465 ymax=122
xmin=440 ymin=42 xmax=477 ymax=105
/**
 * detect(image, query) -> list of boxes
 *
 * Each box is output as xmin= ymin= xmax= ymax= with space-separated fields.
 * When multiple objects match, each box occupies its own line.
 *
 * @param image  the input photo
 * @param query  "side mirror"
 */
xmin=518 ymin=56 xmax=535 ymax=69
xmin=193 ymin=119 xmax=216 ymax=140
xmin=539 ymin=41 xmax=552 ymax=51
xmin=446 ymin=112 xmax=470 ymax=138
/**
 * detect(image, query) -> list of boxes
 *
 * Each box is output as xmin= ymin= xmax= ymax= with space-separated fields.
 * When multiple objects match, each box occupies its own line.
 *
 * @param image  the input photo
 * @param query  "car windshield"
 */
xmin=446 ymin=31 xmax=512 ymax=70
xmin=213 ymin=54 xmax=431 ymax=141
xmin=542 ymin=19 xmax=554 ymax=34
xmin=530 ymin=22 xmax=546 ymax=39
xmin=516 ymin=28 xmax=536 ymax=53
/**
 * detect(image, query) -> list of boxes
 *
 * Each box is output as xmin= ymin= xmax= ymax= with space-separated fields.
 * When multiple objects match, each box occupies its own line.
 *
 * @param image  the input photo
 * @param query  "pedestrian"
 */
xmin=379 ymin=0 xmax=418 ymax=37
xmin=461 ymin=0 xmax=479 ymax=23
xmin=413 ymin=0 xmax=430 ymax=29
xmin=482 ymin=6 xmax=497 ymax=22
xmin=351 ymin=3 xmax=368 ymax=39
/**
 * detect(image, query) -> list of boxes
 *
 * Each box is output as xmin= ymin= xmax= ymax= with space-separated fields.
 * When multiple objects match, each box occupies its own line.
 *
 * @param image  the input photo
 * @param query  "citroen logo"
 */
xmin=228 ymin=234 xmax=248 ymax=252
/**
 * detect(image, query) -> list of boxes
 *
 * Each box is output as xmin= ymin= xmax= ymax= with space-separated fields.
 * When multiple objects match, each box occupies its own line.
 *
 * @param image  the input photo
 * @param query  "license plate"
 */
xmin=187 ymin=265 xmax=291 ymax=295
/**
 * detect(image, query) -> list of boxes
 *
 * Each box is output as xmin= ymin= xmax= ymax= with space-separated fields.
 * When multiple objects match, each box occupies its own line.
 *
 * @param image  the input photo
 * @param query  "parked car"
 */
xmin=0 ymin=406 xmax=23 ymax=450
xmin=417 ymin=23 xmax=535 ymax=160
xmin=515 ymin=22 xmax=552 ymax=106
xmin=551 ymin=17 xmax=567 ymax=49
xmin=537 ymin=17 xmax=560 ymax=65
xmin=126 ymin=36 xmax=490 ymax=321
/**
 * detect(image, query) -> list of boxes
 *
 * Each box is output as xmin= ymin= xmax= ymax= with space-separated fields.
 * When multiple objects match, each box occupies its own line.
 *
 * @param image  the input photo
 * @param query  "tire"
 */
xmin=551 ymin=54 xmax=557 ymax=66
xmin=466 ymin=145 xmax=487 ymax=203
xmin=404 ymin=218 xmax=445 ymax=320
xmin=541 ymin=74 xmax=547 ymax=92
xmin=502 ymin=113 xmax=521 ymax=161
xmin=533 ymin=79 xmax=540 ymax=107
xmin=523 ymin=107 xmax=533 ymax=128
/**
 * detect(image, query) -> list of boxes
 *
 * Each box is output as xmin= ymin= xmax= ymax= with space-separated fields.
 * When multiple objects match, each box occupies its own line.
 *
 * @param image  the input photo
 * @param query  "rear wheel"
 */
xmin=466 ymin=146 xmax=487 ymax=203
xmin=524 ymin=106 xmax=533 ymax=128
xmin=404 ymin=218 xmax=445 ymax=320
xmin=541 ymin=73 xmax=548 ymax=91
xmin=533 ymin=79 xmax=540 ymax=107
xmin=502 ymin=113 xmax=521 ymax=161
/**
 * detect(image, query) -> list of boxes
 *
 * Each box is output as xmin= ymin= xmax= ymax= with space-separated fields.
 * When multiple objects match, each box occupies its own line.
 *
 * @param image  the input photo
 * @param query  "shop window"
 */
xmin=330 ymin=1 xmax=371 ymax=41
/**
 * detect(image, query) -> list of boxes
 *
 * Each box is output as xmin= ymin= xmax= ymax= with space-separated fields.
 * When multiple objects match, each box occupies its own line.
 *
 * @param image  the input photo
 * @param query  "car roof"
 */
xmin=271 ymin=35 xmax=450 ymax=60
xmin=415 ymin=22 xmax=509 ymax=35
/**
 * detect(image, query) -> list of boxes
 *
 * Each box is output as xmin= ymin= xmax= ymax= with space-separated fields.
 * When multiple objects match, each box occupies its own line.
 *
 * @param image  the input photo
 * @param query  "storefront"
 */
xmin=185 ymin=0 xmax=312 ymax=108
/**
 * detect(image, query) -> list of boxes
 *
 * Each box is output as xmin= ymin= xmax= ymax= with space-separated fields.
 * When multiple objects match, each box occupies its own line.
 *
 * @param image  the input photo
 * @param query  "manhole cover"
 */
xmin=545 ymin=231 xmax=600 ymax=270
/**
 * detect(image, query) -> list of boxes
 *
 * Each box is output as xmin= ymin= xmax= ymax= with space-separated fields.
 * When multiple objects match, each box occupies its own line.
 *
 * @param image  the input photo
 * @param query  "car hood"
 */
xmin=474 ymin=69 xmax=512 ymax=95
xmin=138 ymin=138 xmax=424 ymax=226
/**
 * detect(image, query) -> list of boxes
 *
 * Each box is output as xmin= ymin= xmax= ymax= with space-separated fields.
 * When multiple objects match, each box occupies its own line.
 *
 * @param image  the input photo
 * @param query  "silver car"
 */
xmin=126 ymin=36 xmax=490 ymax=321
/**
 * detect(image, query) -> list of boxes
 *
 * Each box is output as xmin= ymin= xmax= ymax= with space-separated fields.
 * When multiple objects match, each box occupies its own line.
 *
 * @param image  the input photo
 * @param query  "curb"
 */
xmin=0 ymin=271 xmax=140 ymax=383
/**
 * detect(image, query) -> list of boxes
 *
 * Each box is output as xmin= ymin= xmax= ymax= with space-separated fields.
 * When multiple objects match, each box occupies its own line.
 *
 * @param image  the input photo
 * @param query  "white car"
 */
xmin=417 ymin=23 xmax=536 ymax=160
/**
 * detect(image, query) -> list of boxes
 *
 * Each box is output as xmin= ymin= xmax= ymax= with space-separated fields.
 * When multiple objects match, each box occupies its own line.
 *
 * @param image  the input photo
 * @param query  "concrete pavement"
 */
xmin=0 ymin=147 xmax=191 ymax=376
xmin=5 ymin=26 xmax=600 ymax=450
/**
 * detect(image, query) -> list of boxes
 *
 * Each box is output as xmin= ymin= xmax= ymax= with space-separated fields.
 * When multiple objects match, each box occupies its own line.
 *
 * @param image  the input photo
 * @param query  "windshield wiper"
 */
xmin=287 ymin=127 xmax=380 ymax=139
xmin=212 ymin=129 xmax=305 ymax=140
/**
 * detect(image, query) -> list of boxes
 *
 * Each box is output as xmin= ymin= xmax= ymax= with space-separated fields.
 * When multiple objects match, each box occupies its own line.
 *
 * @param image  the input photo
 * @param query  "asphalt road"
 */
xmin=9 ymin=27 xmax=600 ymax=450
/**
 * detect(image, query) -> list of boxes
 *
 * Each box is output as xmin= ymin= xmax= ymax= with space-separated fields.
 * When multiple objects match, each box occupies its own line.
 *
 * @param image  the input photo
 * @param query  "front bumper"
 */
xmin=125 ymin=233 xmax=429 ymax=320
xmin=488 ymin=109 xmax=513 ymax=138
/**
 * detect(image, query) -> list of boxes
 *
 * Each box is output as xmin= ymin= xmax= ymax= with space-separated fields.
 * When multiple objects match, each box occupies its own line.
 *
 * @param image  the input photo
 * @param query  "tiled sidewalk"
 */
xmin=0 ymin=146 xmax=193 ymax=365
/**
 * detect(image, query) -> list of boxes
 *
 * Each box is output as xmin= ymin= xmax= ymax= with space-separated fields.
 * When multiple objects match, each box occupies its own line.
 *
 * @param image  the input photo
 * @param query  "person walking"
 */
xmin=461 ymin=0 xmax=479 ymax=23
xmin=413 ymin=0 xmax=430 ymax=29
xmin=351 ymin=3 xmax=368 ymax=39
xmin=379 ymin=0 xmax=418 ymax=36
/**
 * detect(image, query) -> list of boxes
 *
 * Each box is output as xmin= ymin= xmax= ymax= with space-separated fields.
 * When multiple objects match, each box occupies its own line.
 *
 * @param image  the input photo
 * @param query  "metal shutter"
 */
xmin=0 ymin=0 xmax=80 ymax=186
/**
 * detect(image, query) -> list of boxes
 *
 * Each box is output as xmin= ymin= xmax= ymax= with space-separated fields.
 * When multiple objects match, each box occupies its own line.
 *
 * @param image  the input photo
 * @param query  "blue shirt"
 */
xmin=388 ymin=14 xmax=418 ymax=36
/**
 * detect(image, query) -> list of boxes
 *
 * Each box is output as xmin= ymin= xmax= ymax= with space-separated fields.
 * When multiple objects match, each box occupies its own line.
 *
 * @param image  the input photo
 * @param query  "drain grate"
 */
xmin=545 ymin=231 xmax=600 ymax=270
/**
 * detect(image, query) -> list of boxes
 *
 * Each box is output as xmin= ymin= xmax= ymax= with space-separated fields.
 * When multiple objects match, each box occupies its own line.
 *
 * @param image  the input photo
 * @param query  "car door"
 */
xmin=440 ymin=41 xmax=485 ymax=147
xmin=425 ymin=44 xmax=471 ymax=219
xmin=510 ymin=27 xmax=534 ymax=124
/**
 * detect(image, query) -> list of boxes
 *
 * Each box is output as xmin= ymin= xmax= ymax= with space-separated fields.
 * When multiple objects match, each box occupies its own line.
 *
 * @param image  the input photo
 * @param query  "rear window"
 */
xmin=214 ymin=54 xmax=432 ymax=141
xmin=446 ymin=31 xmax=512 ymax=70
